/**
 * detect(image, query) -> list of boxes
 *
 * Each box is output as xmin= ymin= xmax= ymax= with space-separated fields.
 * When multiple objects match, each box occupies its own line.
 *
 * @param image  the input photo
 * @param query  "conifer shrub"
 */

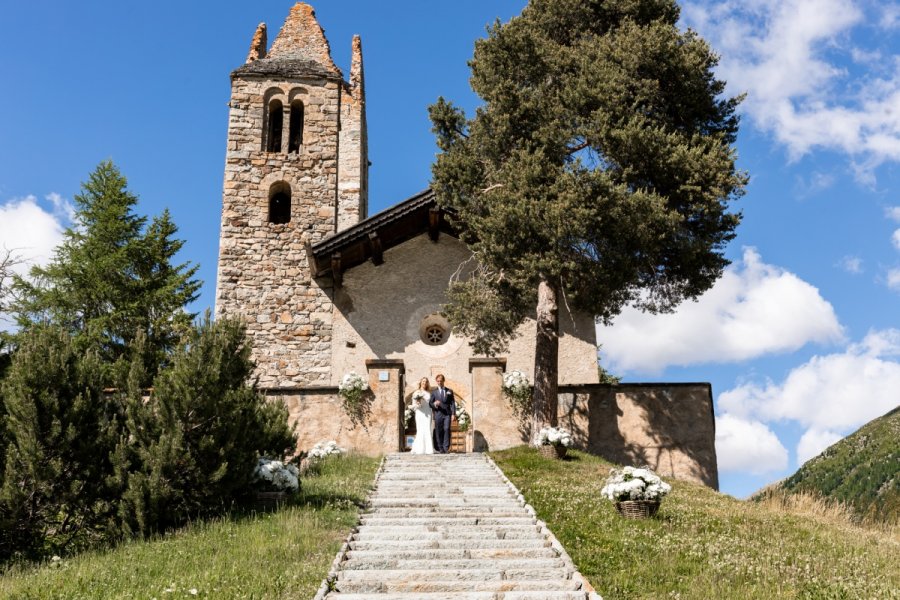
xmin=115 ymin=316 xmax=296 ymax=538
xmin=0 ymin=325 xmax=120 ymax=563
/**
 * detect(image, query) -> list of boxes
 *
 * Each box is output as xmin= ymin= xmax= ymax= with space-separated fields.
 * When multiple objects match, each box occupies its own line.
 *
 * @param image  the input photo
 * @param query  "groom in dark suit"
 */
xmin=429 ymin=373 xmax=456 ymax=454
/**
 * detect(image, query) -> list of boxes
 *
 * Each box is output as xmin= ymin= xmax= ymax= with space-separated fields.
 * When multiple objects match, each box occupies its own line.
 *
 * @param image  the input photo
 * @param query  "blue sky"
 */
xmin=1 ymin=1 xmax=898 ymax=499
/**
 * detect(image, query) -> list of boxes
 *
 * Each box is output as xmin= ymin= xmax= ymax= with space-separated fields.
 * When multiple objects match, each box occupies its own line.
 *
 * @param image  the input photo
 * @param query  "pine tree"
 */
xmin=12 ymin=161 xmax=200 ymax=384
xmin=116 ymin=316 xmax=296 ymax=537
xmin=0 ymin=326 xmax=119 ymax=561
xmin=430 ymin=0 xmax=745 ymax=440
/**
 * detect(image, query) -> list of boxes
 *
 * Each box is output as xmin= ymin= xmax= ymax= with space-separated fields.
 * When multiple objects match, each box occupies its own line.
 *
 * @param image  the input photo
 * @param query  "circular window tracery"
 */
xmin=420 ymin=314 xmax=451 ymax=346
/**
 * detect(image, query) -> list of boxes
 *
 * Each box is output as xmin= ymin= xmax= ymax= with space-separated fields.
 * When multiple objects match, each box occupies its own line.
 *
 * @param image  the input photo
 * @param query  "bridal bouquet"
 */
xmin=538 ymin=426 xmax=573 ymax=447
xmin=600 ymin=466 xmax=672 ymax=502
xmin=252 ymin=457 xmax=300 ymax=493
xmin=411 ymin=389 xmax=429 ymax=406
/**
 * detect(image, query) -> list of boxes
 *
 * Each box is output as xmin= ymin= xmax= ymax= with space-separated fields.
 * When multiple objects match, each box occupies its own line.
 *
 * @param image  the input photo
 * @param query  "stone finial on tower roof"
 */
xmin=246 ymin=23 xmax=267 ymax=63
xmin=268 ymin=2 xmax=341 ymax=75
xmin=350 ymin=34 xmax=365 ymax=98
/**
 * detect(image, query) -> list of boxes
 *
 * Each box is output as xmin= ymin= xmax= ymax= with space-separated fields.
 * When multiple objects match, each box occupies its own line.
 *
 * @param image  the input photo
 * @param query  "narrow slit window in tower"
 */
xmin=266 ymin=99 xmax=283 ymax=153
xmin=268 ymin=182 xmax=291 ymax=224
xmin=288 ymin=101 xmax=304 ymax=154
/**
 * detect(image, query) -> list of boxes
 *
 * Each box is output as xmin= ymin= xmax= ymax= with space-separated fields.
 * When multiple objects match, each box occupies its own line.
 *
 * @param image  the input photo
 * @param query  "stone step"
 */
xmin=344 ymin=548 xmax=559 ymax=560
xmin=320 ymin=453 xmax=597 ymax=600
xmin=348 ymin=538 xmax=551 ymax=551
xmin=353 ymin=529 xmax=544 ymax=542
xmin=364 ymin=509 xmax=528 ymax=517
xmin=370 ymin=498 xmax=521 ymax=506
xmin=334 ymin=578 xmax=582 ymax=594
xmin=360 ymin=517 xmax=536 ymax=526
xmin=336 ymin=568 xmax=573 ymax=582
xmin=341 ymin=557 xmax=567 ymax=571
xmin=329 ymin=594 xmax=588 ymax=600
xmin=356 ymin=524 xmax=540 ymax=534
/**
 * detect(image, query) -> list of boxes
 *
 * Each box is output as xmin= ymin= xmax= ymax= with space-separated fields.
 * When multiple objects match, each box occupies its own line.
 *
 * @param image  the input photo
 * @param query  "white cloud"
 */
xmin=881 ymin=3 xmax=900 ymax=29
xmin=683 ymin=0 xmax=900 ymax=178
xmin=888 ymin=268 xmax=900 ymax=291
xmin=719 ymin=329 xmax=900 ymax=432
xmin=893 ymin=229 xmax=900 ymax=251
xmin=599 ymin=248 xmax=844 ymax=374
xmin=886 ymin=206 xmax=900 ymax=222
xmin=716 ymin=413 xmax=789 ymax=474
xmin=837 ymin=255 xmax=863 ymax=274
xmin=797 ymin=428 xmax=844 ymax=464
xmin=0 ymin=195 xmax=72 ymax=275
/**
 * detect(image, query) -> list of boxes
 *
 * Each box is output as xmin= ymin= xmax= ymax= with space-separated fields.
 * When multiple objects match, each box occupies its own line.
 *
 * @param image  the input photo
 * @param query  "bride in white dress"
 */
xmin=409 ymin=377 xmax=434 ymax=455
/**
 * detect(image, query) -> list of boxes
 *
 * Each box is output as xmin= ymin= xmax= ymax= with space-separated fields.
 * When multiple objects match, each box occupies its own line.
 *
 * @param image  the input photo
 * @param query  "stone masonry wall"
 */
xmin=558 ymin=383 xmax=719 ymax=488
xmin=215 ymin=5 xmax=366 ymax=387
xmin=269 ymin=379 xmax=719 ymax=489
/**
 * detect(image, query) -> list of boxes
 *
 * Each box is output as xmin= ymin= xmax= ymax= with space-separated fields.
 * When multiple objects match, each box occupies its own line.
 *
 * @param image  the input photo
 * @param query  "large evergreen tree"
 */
xmin=430 ymin=0 xmax=745 ymax=439
xmin=13 ymin=161 xmax=200 ymax=383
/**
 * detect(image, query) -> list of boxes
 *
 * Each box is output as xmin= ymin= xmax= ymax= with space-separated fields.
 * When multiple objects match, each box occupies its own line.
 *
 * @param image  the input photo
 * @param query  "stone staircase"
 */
xmin=315 ymin=453 xmax=601 ymax=600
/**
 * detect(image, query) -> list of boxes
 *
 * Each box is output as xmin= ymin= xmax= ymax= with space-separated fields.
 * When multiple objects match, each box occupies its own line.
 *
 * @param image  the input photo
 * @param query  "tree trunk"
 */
xmin=532 ymin=276 xmax=559 ymax=444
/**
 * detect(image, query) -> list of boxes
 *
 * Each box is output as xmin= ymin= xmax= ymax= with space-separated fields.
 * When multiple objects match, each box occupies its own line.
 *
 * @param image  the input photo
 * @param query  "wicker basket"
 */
xmin=254 ymin=491 xmax=288 ymax=511
xmin=615 ymin=500 xmax=660 ymax=519
xmin=539 ymin=444 xmax=568 ymax=459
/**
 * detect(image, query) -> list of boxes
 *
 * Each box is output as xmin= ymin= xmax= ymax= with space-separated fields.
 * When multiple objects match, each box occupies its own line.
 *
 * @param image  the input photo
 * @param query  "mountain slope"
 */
xmin=779 ymin=405 xmax=900 ymax=524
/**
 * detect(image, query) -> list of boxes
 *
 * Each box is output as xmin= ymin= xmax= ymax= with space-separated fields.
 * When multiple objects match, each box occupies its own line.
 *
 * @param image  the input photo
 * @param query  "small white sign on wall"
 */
xmin=378 ymin=371 xmax=390 ymax=382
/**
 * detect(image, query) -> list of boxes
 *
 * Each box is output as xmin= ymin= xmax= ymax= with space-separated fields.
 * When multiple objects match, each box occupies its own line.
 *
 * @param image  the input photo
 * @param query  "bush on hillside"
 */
xmin=115 ymin=316 xmax=296 ymax=537
xmin=0 ymin=326 xmax=120 ymax=562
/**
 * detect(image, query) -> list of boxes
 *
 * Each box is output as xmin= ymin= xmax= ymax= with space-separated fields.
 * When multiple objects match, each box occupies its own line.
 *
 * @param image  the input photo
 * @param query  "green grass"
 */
xmin=778 ymin=405 xmax=899 ymax=524
xmin=492 ymin=447 xmax=900 ymax=600
xmin=0 ymin=454 xmax=380 ymax=600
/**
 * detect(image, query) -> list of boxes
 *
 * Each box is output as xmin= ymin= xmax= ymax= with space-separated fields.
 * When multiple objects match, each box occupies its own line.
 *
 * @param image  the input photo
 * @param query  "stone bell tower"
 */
xmin=215 ymin=3 xmax=368 ymax=387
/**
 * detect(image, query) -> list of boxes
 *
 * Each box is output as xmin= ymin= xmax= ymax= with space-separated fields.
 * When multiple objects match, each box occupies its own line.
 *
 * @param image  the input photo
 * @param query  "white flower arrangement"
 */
xmin=308 ymin=440 xmax=345 ymax=461
xmin=455 ymin=406 xmax=471 ymax=432
xmin=338 ymin=371 xmax=369 ymax=420
xmin=404 ymin=404 xmax=416 ymax=428
xmin=502 ymin=370 xmax=532 ymax=420
xmin=600 ymin=466 xmax=672 ymax=502
xmin=253 ymin=457 xmax=300 ymax=493
xmin=502 ymin=370 xmax=531 ymax=397
xmin=538 ymin=426 xmax=573 ymax=447
xmin=339 ymin=371 xmax=368 ymax=397
xmin=411 ymin=389 xmax=430 ymax=404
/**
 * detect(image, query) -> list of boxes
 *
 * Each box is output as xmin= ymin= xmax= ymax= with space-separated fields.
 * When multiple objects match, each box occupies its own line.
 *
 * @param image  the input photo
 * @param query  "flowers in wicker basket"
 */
xmin=600 ymin=466 xmax=671 ymax=502
xmin=252 ymin=458 xmax=300 ymax=493
xmin=308 ymin=440 xmax=345 ymax=461
xmin=538 ymin=426 xmax=573 ymax=447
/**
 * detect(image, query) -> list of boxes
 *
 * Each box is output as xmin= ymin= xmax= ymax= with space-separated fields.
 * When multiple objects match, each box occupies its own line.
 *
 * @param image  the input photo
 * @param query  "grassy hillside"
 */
xmin=0 ymin=455 xmax=380 ymax=600
xmin=776 ymin=405 xmax=899 ymax=524
xmin=492 ymin=447 xmax=900 ymax=600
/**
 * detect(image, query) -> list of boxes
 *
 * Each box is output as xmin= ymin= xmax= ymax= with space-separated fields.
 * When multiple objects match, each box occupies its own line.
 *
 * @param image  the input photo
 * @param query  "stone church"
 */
xmin=214 ymin=3 xmax=720 ymax=488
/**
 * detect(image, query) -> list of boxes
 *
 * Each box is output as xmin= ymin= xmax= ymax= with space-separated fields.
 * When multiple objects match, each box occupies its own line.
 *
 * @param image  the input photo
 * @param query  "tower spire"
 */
xmin=268 ymin=2 xmax=340 ymax=75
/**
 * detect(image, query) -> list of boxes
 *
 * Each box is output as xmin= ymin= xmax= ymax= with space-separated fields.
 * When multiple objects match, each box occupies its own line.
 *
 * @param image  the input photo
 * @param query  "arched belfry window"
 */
xmin=288 ymin=100 xmax=304 ymax=154
xmin=266 ymin=99 xmax=283 ymax=153
xmin=268 ymin=182 xmax=291 ymax=224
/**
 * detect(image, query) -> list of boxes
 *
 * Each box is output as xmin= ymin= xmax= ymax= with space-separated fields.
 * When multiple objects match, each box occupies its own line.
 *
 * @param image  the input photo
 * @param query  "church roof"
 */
xmin=233 ymin=3 xmax=344 ymax=81
xmin=309 ymin=189 xmax=458 ymax=284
